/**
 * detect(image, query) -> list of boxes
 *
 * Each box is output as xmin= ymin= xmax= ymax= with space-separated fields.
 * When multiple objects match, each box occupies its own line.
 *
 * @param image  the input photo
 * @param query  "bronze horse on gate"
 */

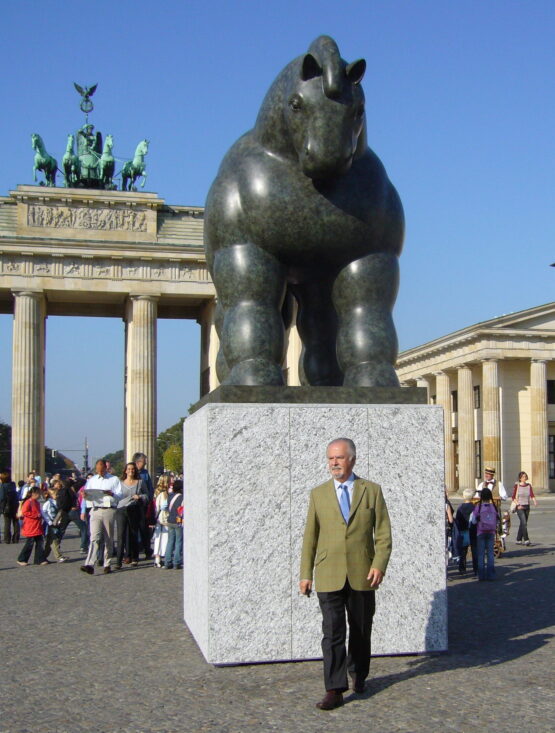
xmin=204 ymin=36 xmax=404 ymax=387
xmin=32 ymin=133 xmax=57 ymax=187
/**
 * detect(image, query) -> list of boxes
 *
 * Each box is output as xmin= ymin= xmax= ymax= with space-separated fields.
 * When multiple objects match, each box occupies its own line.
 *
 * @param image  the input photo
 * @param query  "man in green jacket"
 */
xmin=300 ymin=437 xmax=392 ymax=710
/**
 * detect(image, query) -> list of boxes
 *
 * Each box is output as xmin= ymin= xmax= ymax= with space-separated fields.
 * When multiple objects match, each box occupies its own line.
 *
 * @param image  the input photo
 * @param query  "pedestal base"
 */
xmin=183 ymin=402 xmax=447 ymax=665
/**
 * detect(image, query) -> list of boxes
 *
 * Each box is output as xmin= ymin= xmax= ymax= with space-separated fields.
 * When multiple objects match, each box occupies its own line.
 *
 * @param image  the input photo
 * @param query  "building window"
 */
xmin=475 ymin=440 xmax=482 ymax=479
xmin=473 ymin=385 xmax=481 ymax=409
xmin=451 ymin=390 xmax=458 ymax=413
xmin=549 ymin=435 xmax=555 ymax=480
xmin=548 ymin=380 xmax=555 ymax=405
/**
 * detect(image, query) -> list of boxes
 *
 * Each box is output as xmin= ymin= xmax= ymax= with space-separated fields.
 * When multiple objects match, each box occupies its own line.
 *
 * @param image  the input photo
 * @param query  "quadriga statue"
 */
xmin=204 ymin=36 xmax=404 ymax=387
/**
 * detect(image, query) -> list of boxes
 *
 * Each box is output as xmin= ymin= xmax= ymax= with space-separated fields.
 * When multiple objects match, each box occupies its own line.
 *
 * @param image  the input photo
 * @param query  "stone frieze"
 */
xmin=27 ymin=204 xmax=148 ymax=232
xmin=0 ymin=254 xmax=209 ymax=282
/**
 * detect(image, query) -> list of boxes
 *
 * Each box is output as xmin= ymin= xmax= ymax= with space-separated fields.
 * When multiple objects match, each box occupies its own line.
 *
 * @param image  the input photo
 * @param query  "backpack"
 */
xmin=477 ymin=503 xmax=498 ymax=533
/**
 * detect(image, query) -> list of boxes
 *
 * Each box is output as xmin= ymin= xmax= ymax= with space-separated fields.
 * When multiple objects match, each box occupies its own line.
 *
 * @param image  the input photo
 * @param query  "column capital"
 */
xmin=456 ymin=364 xmax=472 ymax=371
xmin=128 ymin=294 xmax=160 ymax=302
xmin=12 ymin=289 xmax=45 ymax=299
xmin=531 ymin=358 xmax=547 ymax=365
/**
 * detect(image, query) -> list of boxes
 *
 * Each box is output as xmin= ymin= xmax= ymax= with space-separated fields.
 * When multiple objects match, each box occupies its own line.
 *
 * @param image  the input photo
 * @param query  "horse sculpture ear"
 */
xmin=346 ymin=59 xmax=366 ymax=85
xmin=301 ymin=53 xmax=322 ymax=81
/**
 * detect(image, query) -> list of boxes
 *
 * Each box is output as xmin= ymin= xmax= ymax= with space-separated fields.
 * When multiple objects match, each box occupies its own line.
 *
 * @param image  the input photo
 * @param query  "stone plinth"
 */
xmin=183 ymin=401 xmax=446 ymax=665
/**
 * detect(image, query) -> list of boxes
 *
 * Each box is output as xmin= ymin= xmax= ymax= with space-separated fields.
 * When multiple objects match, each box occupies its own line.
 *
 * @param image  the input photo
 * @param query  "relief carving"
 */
xmin=27 ymin=204 xmax=148 ymax=232
xmin=5 ymin=261 xmax=22 ymax=272
xmin=64 ymin=262 xmax=82 ymax=275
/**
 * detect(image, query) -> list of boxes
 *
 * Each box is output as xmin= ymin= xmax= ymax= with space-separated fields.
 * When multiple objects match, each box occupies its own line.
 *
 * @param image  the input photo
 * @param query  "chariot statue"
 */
xmin=30 ymin=83 xmax=149 ymax=191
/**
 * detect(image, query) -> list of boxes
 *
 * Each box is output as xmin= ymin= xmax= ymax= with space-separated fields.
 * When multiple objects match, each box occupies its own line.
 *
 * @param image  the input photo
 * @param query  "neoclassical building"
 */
xmin=396 ymin=302 xmax=555 ymax=494
xmin=0 ymin=185 xmax=305 ymax=479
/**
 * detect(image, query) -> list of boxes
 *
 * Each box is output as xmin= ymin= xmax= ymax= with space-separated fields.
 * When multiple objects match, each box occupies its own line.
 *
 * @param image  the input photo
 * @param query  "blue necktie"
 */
xmin=339 ymin=484 xmax=350 ymax=523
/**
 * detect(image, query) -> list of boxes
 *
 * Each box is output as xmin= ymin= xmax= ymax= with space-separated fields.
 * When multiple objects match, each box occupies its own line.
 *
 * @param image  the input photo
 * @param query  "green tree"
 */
xmin=157 ymin=417 xmax=185 ymax=458
xmin=102 ymin=449 xmax=124 ymax=476
xmin=163 ymin=443 xmax=183 ymax=473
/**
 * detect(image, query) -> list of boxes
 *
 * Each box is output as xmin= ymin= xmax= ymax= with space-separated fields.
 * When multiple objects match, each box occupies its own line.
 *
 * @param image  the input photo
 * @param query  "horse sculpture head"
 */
xmin=31 ymin=133 xmax=43 ymax=152
xmin=256 ymin=36 xmax=367 ymax=181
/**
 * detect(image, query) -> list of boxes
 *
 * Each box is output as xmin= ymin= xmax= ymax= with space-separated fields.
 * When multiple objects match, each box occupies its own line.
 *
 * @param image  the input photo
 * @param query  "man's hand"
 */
xmin=367 ymin=568 xmax=384 ymax=589
xmin=299 ymin=580 xmax=313 ymax=596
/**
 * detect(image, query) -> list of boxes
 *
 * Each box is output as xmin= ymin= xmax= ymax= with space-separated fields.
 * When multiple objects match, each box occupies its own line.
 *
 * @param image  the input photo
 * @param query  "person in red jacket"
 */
xmin=17 ymin=486 xmax=47 ymax=566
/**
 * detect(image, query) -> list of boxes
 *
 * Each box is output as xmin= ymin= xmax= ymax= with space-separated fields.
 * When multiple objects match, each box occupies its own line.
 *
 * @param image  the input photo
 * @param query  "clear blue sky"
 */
xmin=1 ymin=1 xmax=553 ymax=463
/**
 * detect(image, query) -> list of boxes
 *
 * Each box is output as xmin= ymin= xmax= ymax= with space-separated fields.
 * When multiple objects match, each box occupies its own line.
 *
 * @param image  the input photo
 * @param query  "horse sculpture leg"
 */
xmin=213 ymin=243 xmax=286 ymax=385
xmin=291 ymin=278 xmax=342 ymax=386
xmin=333 ymin=251 xmax=400 ymax=387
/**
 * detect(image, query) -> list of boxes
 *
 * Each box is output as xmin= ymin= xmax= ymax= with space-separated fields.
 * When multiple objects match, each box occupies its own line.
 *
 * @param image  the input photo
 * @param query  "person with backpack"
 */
xmin=469 ymin=487 xmax=498 ymax=581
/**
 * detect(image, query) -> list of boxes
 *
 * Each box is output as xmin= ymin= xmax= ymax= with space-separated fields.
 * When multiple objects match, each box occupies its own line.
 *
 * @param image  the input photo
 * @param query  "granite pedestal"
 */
xmin=183 ymin=399 xmax=446 ymax=665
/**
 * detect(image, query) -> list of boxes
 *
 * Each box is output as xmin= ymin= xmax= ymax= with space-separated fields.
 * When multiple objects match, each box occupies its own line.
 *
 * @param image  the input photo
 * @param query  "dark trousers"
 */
xmin=138 ymin=504 xmax=152 ymax=557
xmin=18 ymin=536 xmax=44 ymax=564
xmin=116 ymin=506 xmax=140 ymax=562
xmin=516 ymin=507 xmax=530 ymax=541
xmin=317 ymin=580 xmax=376 ymax=692
xmin=3 ymin=513 xmax=20 ymax=543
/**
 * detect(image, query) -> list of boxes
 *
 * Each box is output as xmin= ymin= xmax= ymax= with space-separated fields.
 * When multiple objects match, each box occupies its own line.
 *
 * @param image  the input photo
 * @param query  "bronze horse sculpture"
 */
xmin=32 ymin=133 xmax=57 ymax=187
xmin=204 ymin=36 xmax=404 ymax=387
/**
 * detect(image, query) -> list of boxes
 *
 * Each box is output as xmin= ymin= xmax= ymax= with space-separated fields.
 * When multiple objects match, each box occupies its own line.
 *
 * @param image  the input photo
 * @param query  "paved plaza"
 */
xmin=1 ymin=498 xmax=554 ymax=733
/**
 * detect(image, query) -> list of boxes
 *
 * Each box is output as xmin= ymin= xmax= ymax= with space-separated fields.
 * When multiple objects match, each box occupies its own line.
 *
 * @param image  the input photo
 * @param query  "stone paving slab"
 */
xmin=1 ymin=499 xmax=554 ymax=733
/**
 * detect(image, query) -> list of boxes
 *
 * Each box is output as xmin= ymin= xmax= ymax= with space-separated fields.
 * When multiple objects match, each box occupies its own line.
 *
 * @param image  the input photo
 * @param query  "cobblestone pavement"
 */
xmin=1 ymin=499 xmax=554 ymax=733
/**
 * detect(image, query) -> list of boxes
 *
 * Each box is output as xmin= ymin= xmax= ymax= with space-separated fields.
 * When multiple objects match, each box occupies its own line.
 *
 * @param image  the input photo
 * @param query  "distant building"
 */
xmin=396 ymin=302 xmax=555 ymax=494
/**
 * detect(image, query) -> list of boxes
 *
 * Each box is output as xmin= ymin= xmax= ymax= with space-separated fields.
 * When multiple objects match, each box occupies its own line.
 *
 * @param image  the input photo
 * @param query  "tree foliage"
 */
xmin=102 ymin=449 xmax=124 ymax=477
xmin=163 ymin=443 xmax=183 ymax=473
xmin=157 ymin=417 xmax=185 ymax=459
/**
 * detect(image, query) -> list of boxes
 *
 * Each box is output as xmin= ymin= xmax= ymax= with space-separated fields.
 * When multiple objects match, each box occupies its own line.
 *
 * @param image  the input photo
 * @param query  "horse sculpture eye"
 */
xmin=289 ymin=96 xmax=303 ymax=112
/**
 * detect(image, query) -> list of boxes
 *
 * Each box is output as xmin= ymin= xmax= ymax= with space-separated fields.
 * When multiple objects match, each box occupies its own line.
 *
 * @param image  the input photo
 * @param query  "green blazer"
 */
xmin=300 ymin=477 xmax=392 ymax=592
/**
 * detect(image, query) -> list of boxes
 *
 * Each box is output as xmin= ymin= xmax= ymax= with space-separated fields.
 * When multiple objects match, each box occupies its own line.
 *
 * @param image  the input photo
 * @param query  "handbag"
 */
xmin=158 ymin=508 xmax=169 ymax=526
xmin=510 ymin=484 xmax=518 ymax=513
xmin=52 ymin=510 xmax=64 ymax=527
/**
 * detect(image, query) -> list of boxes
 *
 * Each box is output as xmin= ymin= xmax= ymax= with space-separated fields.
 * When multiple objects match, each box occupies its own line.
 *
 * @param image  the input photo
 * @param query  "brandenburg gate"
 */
xmin=0 ymin=184 xmax=218 ymax=479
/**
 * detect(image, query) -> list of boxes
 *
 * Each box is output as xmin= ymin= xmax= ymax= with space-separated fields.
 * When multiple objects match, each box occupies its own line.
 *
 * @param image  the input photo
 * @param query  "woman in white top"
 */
xmin=152 ymin=475 xmax=170 ymax=567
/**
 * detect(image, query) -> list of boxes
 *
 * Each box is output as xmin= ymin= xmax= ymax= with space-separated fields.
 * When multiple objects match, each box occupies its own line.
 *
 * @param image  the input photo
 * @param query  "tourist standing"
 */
xmin=115 ymin=462 xmax=148 ymax=568
xmin=1 ymin=471 xmax=20 ymax=544
xmin=454 ymin=488 xmax=476 ymax=574
xmin=16 ymin=486 xmax=46 ymax=566
xmin=152 ymin=475 xmax=169 ymax=567
xmin=470 ymin=487 xmax=498 ymax=581
xmin=132 ymin=452 xmax=154 ymax=559
xmin=164 ymin=479 xmax=183 ymax=569
xmin=512 ymin=471 xmax=538 ymax=546
xmin=80 ymin=459 xmax=122 ymax=575
xmin=42 ymin=485 xmax=68 ymax=563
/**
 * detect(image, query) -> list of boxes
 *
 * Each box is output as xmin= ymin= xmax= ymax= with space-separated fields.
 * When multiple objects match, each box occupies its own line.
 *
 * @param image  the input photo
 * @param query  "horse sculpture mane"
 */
xmin=206 ymin=35 xmax=405 ymax=389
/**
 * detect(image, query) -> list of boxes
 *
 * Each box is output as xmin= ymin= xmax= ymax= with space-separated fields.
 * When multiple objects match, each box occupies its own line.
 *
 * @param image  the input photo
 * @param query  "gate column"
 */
xmin=125 ymin=295 xmax=158 ymax=471
xmin=11 ymin=290 xmax=46 ymax=481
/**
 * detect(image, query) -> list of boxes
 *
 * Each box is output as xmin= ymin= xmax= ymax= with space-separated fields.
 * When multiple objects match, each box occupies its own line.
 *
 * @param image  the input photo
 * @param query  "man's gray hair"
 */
xmin=327 ymin=438 xmax=356 ymax=458
xmin=132 ymin=452 xmax=147 ymax=462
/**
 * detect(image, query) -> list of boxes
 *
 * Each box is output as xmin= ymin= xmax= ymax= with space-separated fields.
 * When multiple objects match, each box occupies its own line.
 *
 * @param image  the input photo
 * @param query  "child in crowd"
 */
xmin=164 ymin=479 xmax=183 ymax=570
xmin=469 ymin=487 xmax=498 ymax=581
xmin=17 ymin=486 xmax=47 ymax=566
xmin=454 ymin=488 xmax=476 ymax=574
xmin=152 ymin=475 xmax=169 ymax=567
xmin=42 ymin=485 xmax=68 ymax=563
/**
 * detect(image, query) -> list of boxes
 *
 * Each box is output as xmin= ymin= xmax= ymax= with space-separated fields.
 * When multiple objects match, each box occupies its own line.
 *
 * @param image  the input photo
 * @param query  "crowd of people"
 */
xmin=0 ymin=454 xmax=184 ymax=574
xmin=446 ymin=466 xmax=540 ymax=582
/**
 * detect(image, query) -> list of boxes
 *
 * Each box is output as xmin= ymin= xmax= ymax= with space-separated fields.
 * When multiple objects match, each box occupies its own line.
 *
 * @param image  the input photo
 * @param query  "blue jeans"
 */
xmin=165 ymin=524 xmax=183 ymax=567
xmin=477 ymin=532 xmax=495 ymax=580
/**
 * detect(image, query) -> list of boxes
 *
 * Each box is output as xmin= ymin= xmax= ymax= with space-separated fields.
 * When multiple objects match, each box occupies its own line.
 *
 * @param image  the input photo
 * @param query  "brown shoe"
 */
xmin=103 ymin=566 xmax=112 ymax=574
xmin=80 ymin=565 xmax=94 ymax=575
xmin=316 ymin=691 xmax=344 ymax=710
